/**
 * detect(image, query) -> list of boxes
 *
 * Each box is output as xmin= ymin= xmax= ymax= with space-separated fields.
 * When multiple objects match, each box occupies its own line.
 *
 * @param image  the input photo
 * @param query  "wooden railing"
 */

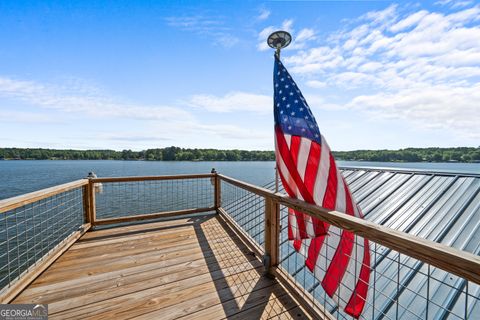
xmin=1 ymin=172 xmax=479 ymax=319
xmin=0 ymin=179 xmax=90 ymax=303
xmin=217 ymin=174 xmax=480 ymax=284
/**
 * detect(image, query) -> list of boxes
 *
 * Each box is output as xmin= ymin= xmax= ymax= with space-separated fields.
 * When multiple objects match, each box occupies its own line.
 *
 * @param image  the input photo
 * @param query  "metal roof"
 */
xmin=264 ymin=167 xmax=480 ymax=319
xmin=338 ymin=167 xmax=480 ymax=320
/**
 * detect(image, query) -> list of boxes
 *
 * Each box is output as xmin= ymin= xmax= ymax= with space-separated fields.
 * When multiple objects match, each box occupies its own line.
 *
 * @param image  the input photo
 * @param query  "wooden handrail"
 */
xmin=91 ymin=173 xmax=214 ymax=183
xmin=0 ymin=179 xmax=89 ymax=214
xmin=218 ymin=174 xmax=480 ymax=285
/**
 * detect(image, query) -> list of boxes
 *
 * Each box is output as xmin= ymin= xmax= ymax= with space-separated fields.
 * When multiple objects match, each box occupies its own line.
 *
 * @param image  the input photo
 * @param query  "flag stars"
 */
xmin=288 ymin=125 xmax=292 ymax=130
xmin=295 ymin=100 xmax=299 ymax=104
xmin=300 ymin=107 xmax=304 ymax=111
xmin=282 ymin=97 xmax=286 ymax=101
xmin=305 ymin=116 xmax=309 ymax=120
xmin=275 ymin=83 xmax=279 ymax=87
xmin=286 ymin=104 xmax=290 ymax=108
xmin=291 ymin=112 xmax=295 ymax=116
xmin=289 ymin=92 xmax=294 ymax=96
xmin=285 ymin=84 xmax=289 ymax=88
xmin=281 ymin=78 xmax=284 ymax=81
xmin=279 ymin=90 xmax=283 ymax=94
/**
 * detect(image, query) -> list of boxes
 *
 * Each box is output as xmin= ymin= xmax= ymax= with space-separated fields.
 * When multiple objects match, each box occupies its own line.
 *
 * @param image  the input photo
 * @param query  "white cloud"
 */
xmin=0 ymin=111 xmax=59 ymax=124
xmin=435 ymin=0 xmax=474 ymax=9
xmin=0 ymin=76 xmax=193 ymax=122
xmin=347 ymin=83 xmax=480 ymax=139
xmin=282 ymin=3 xmax=480 ymax=141
xmin=257 ymin=8 xmax=270 ymax=21
xmin=186 ymin=91 xmax=271 ymax=114
xmin=306 ymin=80 xmax=326 ymax=88
xmin=165 ymin=15 xmax=239 ymax=48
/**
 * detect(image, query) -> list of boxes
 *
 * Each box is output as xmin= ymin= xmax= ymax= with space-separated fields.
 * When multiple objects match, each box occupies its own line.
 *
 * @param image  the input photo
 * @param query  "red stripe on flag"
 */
xmin=290 ymin=135 xmax=301 ymax=167
xmin=303 ymin=141 xmax=327 ymax=237
xmin=277 ymin=166 xmax=308 ymax=239
xmin=321 ymin=176 xmax=357 ymax=295
xmin=305 ymin=235 xmax=326 ymax=271
xmin=322 ymin=153 xmax=338 ymax=210
xmin=321 ymin=230 xmax=354 ymax=296
xmin=344 ymin=238 xmax=371 ymax=318
xmin=275 ymin=126 xmax=316 ymax=205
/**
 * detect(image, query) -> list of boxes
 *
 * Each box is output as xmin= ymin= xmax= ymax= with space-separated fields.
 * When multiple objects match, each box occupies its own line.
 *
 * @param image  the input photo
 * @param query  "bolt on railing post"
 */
xmin=263 ymin=196 xmax=280 ymax=277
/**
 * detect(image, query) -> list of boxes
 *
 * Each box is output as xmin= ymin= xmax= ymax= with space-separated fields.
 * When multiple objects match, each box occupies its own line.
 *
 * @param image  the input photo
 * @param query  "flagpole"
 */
xmin=267 ymin=30 xmax=292 ymax=193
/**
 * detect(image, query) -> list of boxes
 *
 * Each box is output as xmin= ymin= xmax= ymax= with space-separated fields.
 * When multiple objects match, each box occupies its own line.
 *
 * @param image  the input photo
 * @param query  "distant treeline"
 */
xmin=0 ymin=147 xmax=479 ymax=162
xmin=333 ymin=147 xmax=480 ymax=163
xmin=0 ymin=147 xmax=274 ymax=161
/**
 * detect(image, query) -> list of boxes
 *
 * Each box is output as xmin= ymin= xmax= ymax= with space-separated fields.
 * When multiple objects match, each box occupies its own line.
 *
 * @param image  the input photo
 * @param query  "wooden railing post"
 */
xmin=88 ymin=179 xmax=96 ymax=226
xmin=214 ymin=174 xmax=221 ymax=211
xmin=82 ymin=184 xmax=91 ymax=224
xmin=263 ymin=196 xmax=280 ymax=276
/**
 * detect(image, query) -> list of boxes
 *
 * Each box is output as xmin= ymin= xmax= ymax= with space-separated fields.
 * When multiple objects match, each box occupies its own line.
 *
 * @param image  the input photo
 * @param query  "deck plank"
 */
xmin=12 ymin=214 xmax=311 ymax=319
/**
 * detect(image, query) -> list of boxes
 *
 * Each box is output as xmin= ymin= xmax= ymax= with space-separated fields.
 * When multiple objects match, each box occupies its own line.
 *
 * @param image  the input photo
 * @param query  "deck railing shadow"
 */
xmin=191 ymin=214 xmax=309 ymax=319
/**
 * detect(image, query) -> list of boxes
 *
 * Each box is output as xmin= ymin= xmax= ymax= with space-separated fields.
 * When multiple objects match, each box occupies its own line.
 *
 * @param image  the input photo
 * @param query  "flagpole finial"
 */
xmin=267 ymin=30 xmax=291 ymax=59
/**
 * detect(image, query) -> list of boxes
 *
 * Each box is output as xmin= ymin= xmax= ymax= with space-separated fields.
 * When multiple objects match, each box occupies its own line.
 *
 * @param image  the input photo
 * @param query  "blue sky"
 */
xmin=0 ymin=0 xmax=479 ymax=151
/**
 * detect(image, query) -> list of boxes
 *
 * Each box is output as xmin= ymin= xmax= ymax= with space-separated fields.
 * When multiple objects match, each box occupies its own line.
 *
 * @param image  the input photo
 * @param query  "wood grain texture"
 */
xmin=93 ymin=207 xmax=215 ymax=226
xmin=0 ymin=223 xmax=90 ymax=303
xmin=0 ymin=179 xmax=88 ymax=214
xmin=264 ymin=197 xmax=280 ymax=275
xmin=12 ymin=215 xmax=311 ymax=319
xmin=215 ymin=174 xmax=221 ymax=209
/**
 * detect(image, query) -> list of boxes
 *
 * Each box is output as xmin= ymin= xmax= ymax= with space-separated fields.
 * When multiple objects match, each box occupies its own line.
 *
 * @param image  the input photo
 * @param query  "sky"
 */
xmin=0 ymin=0 xmax=479 ymax=151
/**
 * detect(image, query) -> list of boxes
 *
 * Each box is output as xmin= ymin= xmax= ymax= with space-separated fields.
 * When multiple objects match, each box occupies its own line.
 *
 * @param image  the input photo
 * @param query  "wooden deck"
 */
xmin=12 ymin=214 xmax=311 ymax=319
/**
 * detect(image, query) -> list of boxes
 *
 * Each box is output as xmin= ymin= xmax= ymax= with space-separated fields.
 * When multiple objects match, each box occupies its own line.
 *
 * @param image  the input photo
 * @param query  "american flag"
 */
xmin=273 ymin=56 xmax=371 ymax=318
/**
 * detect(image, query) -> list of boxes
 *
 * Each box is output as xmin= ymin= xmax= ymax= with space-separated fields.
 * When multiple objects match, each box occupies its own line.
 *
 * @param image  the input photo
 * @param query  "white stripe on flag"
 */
xmin=333 ymin=235 xmax=367 ymax=309
xmin=335 ymin=170 xmax=346 ymax=213
xmin=313 ymin=135 xmax=331 ymax=206
xmin=297 ymin=138 xmax=315 ymax=237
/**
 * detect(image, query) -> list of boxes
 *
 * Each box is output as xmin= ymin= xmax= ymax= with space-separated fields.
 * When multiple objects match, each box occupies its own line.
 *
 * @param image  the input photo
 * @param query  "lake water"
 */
xmin=0 ymin=160 xmax=479 ymax=200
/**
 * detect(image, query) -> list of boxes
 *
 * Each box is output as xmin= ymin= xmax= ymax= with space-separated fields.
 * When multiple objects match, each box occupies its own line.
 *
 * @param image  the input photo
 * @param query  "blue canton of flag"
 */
xmin=273 ymin=56 xmax=322 ymax=145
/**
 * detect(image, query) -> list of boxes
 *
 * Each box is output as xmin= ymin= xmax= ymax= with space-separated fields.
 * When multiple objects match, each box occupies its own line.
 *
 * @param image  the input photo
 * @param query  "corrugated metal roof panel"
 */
xmin=269 ymin=167 xmax=479 ymax=319
xmin=340 ymin=167 xmax=480 ymax=320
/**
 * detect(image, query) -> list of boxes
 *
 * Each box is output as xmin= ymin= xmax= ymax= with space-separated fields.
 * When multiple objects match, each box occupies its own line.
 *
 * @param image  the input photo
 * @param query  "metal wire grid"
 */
xmin=220 ymin=178 xmax=479 ymax=320
xmin=220 ymin=180 xmax=277 ymax=250
xmin=0 ymin=187 xmax=85 ymax=291
xmin=94 ymin=178 xmax=215 ymax=219
xmin=277 ymin=205 xmax=480 ymax=320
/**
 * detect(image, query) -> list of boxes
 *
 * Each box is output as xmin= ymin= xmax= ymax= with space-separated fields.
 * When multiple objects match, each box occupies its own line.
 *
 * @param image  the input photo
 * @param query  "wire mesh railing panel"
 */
xmin=219 ymin=177 xmax=480 ymax=320
xmin=220 ymin=180 xmax=268 ymax=250
xmin=95 ymin=178 xmax=214 ymax=219
xmin=277 ymin=203 xmax=480 ymax=320
xmin=0 ymin=187 xmax=85 ymax=291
